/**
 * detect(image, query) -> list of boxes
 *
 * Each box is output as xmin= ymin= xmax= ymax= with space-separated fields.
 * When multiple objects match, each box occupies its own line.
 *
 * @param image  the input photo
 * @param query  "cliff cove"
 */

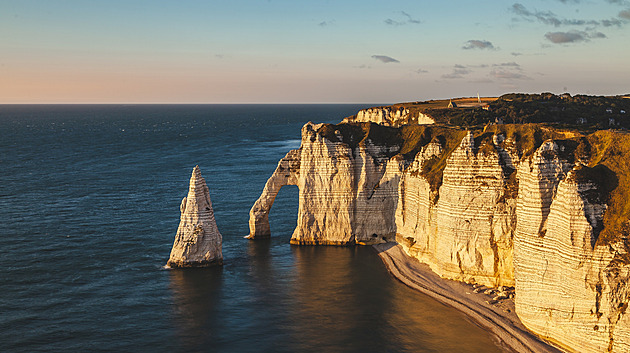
xmin=2 ymin=104 xmax=511 ymax=352
xmin=249 ymin=94 xmax=630 ymax=353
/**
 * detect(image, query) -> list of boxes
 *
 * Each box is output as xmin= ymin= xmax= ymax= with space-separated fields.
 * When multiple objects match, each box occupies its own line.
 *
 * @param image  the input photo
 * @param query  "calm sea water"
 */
xmin=0 ymin=105 xmax=504 ymax=353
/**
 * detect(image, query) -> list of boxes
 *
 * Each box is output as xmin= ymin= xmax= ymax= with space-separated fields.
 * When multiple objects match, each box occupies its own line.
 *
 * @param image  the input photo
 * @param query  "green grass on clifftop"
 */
xmin=585 ymin=131 xmax=630 ymax=246
xmin=317 ymin=121 xmax=630 ymax=247
xmin=356 ymin=93 xmax=630 ymax=129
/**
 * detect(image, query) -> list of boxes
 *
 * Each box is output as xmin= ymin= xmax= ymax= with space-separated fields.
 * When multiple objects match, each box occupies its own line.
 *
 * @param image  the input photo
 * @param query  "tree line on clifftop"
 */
xmin=425 ymin=93 xmax=630 ymax=129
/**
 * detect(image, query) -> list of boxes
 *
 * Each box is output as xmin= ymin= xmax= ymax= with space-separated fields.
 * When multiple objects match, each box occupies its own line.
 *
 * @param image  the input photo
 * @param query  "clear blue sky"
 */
xmin=1 ymin=0 xmax=629 ymax=103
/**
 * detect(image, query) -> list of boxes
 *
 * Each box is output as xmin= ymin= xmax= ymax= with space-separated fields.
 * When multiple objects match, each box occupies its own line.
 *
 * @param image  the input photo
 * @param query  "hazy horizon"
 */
xmin=2 ymin=1 xmax=629 ymax=104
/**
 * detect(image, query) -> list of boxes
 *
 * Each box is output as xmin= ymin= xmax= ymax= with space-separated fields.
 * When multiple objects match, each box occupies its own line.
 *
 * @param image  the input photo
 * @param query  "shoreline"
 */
xmin=373 ymin=243 xmax=564 ymax=353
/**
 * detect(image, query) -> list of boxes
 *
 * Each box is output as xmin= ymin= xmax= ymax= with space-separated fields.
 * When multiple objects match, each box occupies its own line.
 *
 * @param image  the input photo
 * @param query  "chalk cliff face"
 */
xmin=249 ymin=122 xmax=402 ymax=245
xmin=168 ymin=166 xmax=222 ymax=267
xmin=397 ymin=131 xmax=516 ymax=287
xmin=247 ymin=149 xmax=300 ymax=239
xmin=344 ymin=106 xmax=435 ymax=127
xmin=250 ymin=123 xmax=518 ymax=285
xmin=249 ymin=121 xmax=630 ymax=352
xmin=514 ymin=143 xmax=630 ymax=352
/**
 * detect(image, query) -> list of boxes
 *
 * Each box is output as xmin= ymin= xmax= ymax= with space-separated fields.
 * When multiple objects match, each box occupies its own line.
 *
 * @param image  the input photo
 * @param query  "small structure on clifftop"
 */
xmin=167 ymin=166 xmax=223 ymax=267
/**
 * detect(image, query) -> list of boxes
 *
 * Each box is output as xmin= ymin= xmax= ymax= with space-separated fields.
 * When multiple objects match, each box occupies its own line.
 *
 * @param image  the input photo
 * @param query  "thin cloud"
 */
xmin=463 ymin=64 xmax=489 ymax=68
xmin=490 ymin=69 xmax=531 ymax=80
xmin=511 ymin=3 xmax=623 ymax=27
xmin=601 ymin=18 xmax=624 ymax=26
xmin=545 ymin=31 xmax=587 ymax=43
xmin=544 ymin=30 xmax=606 ymax=43
xmin=415 ymin=68 xmax=429 ymax=74
xmin=462 ymin=40 xmax=495 ymax=50
xmin=371 ymin=55 xmax=400 ymax=63
xmin=402 ymin=11 xmax=421 ymax=24
xmin=384 ymin=11 xmax=421 ymax=26
xmin=384 ymin=19 xmax=404 ymax=26
xmin=353 ymin=64 xmax=371 ymax=69
xmin=511 ymin=3 xmax=561 ymax=26
xmin=493 ymin=62 xmax=522 ymax=69
xmin=620 ymin=9 xmax=630 ymax=19
xmin=442 ymin=62 xmax=530 ymax=80
xmin=442 ymin=73 xmax=466 ymax=79
xmin=441 ymin=65 xmax=472 ymax=79
xmin=511 ymin=52 xmax=523 ymax=56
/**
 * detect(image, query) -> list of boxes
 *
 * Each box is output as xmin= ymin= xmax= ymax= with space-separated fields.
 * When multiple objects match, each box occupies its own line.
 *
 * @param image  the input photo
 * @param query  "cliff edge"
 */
xmin=248 ymin=113 xmax=630 ymax=352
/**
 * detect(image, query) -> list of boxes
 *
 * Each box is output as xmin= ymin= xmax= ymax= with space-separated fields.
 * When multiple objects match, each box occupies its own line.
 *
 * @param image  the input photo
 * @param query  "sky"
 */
xmin=1 ymin=0 xmax=629 ymax=103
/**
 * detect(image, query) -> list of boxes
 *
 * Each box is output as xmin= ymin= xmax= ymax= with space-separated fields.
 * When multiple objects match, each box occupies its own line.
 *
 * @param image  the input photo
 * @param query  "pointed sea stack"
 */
xmin=167 ymin=166 xmax=223 ymax=267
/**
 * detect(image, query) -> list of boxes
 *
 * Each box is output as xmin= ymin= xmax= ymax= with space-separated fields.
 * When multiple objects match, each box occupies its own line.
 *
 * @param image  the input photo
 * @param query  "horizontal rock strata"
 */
xmin=399 ymin=131 xmax=516 ymax=287
xmin=344 ymin=107 xmax=435 ymax=127
xmin=168 ymin=166 xmax=222 ymax=267
xmin=249 ymin=120 xmax=630 ymax=352
xmin=247 ymin=149 xmax=300 ymax=239
xmin=514 ymin=142 xmax=630 ymax=352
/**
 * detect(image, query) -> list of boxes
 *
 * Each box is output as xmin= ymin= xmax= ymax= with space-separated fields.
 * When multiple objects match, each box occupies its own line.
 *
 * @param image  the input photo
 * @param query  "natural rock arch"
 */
xmin=247 ymin=149 xmax=301 ymax=239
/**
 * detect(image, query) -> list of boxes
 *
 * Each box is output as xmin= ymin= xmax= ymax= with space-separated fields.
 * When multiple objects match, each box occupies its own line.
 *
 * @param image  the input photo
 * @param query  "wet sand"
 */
xmin=373 ymin=243 xmax=564 ymax=353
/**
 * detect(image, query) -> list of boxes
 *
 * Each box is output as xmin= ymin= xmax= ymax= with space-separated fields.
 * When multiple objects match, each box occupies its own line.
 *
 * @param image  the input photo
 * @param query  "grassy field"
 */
xmin=350 ymin=93 xmax=630 ymax=129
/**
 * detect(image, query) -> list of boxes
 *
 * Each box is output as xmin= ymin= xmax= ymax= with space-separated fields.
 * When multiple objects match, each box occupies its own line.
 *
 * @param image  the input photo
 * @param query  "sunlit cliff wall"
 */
xmin=343 ymin=106 xmax=435 ymax=127
xmin=248 ymin=120 xmax=630 ymax=352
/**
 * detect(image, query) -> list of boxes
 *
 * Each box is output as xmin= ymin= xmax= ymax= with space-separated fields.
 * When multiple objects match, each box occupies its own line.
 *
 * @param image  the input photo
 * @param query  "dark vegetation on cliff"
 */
xmin=487 ymin=93 xmax=629 ymax=128
xmin=582 ymin=131 xmax=630 ymax=246
xmin=373 ymin=93 xmax=630 ymax=129
xmin=317 ymin=117 xmax=630 ymax=247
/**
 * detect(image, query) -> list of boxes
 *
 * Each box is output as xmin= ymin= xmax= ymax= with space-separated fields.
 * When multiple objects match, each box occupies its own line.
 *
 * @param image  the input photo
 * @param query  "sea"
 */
xmin=0 ymin=105 xmax=504 ymax=353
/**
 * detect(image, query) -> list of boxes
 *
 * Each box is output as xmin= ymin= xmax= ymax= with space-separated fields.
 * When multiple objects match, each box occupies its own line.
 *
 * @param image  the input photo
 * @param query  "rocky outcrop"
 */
xmin=249 ymin=120 xmax=630 ymax=352
xmin=250 ymin=123 xmax=519 ymax=285
xmin=397 ymin=131 xmax=516 ymax=287
xmin=344 ymin=106 xmax=434 ymax=127
xmin=249 ymin=122 xmax=403 ymax=245
xmin=247 ymin=149 xmax=300 ymax=239
xmin=291 ymin=123 xmax=404 ymax=245
xmin=514 ymin=144 xmax=630 ymax=352
xmin=167 ymin=166 xmax=222 ymax=267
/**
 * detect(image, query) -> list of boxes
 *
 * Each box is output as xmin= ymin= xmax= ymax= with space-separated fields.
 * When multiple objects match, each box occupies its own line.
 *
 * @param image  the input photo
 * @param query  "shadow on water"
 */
xmin=166 ymin=183 xmax=503 ymax=352
xmin=163 ymin=232 xmax=505 ymax=352
xmin=168 ymin=268 xmax=224 ymax=351
xmin=285 ymin=246 xmax=504 ymax=353
xmin=382 ymin=271 xmax=505 ymax=353
xmin=245 ymin=238 xmax=285 ymax=301
xmin=287 ymin=246 xmax=390 ymax=353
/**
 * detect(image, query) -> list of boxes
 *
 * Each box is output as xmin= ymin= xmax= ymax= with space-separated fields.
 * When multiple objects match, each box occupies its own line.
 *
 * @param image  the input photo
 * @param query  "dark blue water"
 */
xmin=0 ymin=105 xmax=504 ymax=352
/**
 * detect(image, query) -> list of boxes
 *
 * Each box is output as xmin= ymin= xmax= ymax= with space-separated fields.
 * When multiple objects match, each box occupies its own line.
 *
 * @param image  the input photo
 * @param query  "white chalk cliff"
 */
xmin=249 ymin=120 xmax=630 ymax=352
xmin=249 ymin=123 xmax=403 ymax=245
xmin=168 ymin=166 xmax=222 ymax=267
xmin=344 ymin=106 xmax=435 ymax=127
xmin=397 ymin=130 xmax=516 ymax=287
xmin=514 ymin=143 xmax=630 ymax=352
